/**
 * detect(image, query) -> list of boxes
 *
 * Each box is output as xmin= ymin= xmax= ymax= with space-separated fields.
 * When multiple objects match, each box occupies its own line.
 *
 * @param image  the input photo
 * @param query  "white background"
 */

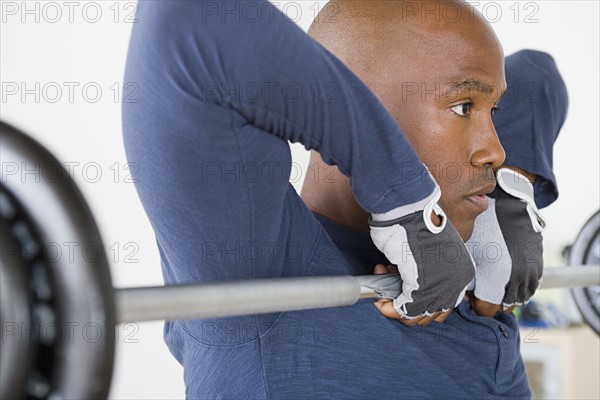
xmin=1 ymin=1 xmax=598 ymax=398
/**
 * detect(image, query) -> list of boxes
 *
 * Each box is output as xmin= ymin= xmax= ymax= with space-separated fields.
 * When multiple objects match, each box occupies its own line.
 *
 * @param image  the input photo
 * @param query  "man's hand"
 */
xmin=369 ymin=184 xmax=475 ymax=321
xmin=372 ymin=264 xmax=452 ymax=326
xmin=467 ymin=168 xmax=547 ymax=317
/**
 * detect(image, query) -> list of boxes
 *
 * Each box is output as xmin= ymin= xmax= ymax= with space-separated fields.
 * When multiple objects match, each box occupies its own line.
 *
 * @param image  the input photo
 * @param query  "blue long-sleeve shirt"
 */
xmin=122 ymin=1 xmax=531 ymax=398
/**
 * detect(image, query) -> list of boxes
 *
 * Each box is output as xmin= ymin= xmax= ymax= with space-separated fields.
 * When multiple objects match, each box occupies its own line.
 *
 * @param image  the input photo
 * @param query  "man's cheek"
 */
xmin=437 ymin=192 xmax=455 ymax=216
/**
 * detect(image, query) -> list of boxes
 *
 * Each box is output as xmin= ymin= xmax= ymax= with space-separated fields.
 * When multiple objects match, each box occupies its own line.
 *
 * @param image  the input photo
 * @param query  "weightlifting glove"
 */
xmin=369 ymin=184 xmax=475 ymax=319
xmin=467 ymin=168 xmax=547 ymax=309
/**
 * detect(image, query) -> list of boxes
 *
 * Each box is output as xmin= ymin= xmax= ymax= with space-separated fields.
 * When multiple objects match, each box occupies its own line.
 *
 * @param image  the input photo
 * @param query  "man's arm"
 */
xmin=127 ymin=0 xmax=436 ymax=213
xmin=123 ymin=1 xmax=474 ymax=321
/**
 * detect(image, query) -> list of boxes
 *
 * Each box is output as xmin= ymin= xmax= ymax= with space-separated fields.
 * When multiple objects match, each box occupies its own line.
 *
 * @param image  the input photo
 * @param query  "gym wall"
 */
xmin=1 ymin=1 xmax=598 ymax=398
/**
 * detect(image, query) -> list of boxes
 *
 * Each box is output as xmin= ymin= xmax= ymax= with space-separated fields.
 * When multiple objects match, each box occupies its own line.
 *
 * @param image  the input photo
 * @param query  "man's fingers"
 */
xmin=434 ymin=309 xmax=452 ymax=323
xmin=373 ymin=299 xmax=399 ymax=318
xmin=373 ymin=264 xmax=388 ymax=275
xmin=374 ymin=300 xmax=419 ymax=326
xmin=466 ymin=293 xmax=516 ymax=317
xmin=372 ymin=264 xmax=420 ymax=325
xmin=372 ymin=264 xmax=449 ymax=326
xmin=373 ymin=263 xmax=399 ymax=275
xmin=417 ymin=312 xmax=441 ymax=326
xmin=503 ymin=306 xmax=516 ymax=314
xmin=470 ymin=296 xmax=502 ymax=317
xmin=374 ymin=300 xmax=451 ymax=327
xmin=386 ymin=264 xmax=399 ymax=274
xmin=420 ymin=309 xmax=452 ymax=325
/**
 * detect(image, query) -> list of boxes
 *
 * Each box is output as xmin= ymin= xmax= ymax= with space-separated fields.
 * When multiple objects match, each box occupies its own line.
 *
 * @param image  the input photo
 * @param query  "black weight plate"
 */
xmin=1 ymin=195 xmax=34 ymax=399
xmin=0 ymin=121 xmax=115 ymax=399
xmin=569 ymin=211 xmax=600 ymax=335
xmin=1 ymin=184 xmax=62 ymax=399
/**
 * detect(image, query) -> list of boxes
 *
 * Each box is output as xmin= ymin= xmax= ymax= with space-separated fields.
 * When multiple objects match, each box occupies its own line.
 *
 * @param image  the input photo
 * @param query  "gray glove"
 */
xmin=467 ymin=168 xmax=547 ymax=309
xmin=369 ymin=183 xmax=475 ymax=319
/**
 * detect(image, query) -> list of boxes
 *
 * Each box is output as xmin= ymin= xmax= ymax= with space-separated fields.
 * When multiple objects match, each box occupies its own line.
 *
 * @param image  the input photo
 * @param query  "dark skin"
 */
xmin=301 ymin=0 xmax=535 ymax=325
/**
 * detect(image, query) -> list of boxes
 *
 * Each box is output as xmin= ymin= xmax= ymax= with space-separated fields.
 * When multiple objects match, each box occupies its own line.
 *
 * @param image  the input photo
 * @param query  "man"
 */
xmin=122 ymin=0 xmax=567 ymax=398
xmin=302 ymin=3 xmax=567 ymax=320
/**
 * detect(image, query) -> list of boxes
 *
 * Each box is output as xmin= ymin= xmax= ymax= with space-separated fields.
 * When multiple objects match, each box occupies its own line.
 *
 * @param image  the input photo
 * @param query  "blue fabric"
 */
xmin=122 ymin=0 xmax=435 ymax=215
xmin=494 ymin=50 xmax=568 ymax=209
xmin=122 ymin=1 xmax=533 ymax=398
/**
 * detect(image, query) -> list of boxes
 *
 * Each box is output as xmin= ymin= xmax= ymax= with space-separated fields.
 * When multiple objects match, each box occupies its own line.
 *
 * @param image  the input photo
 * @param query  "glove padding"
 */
xmin=369 ymin=185 xmax=475 ymax=319
xmin=467 ymin=168 xmax=547 ymax=309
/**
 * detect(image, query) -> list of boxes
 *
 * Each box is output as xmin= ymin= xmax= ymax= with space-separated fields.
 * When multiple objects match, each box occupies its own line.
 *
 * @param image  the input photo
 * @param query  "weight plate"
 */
xmin=1 ymin=184 xmax=64 ymax=399
xmin=1 ymin=192 xmax=34 ymax=399
xmin=0 ymin=122 xmax=115 ymax=399
xmin=569 ymin=211 xmax=600 ymax=335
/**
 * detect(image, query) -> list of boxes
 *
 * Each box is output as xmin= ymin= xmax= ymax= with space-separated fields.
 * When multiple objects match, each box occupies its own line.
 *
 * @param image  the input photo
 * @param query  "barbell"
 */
xmin=1 ymin=120 xmax=599 ymax=399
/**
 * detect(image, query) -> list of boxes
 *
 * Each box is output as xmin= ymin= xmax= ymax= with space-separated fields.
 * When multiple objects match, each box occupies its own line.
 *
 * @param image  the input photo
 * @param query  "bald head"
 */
xmin=308 ymin=0 xmax=502 ymax=97
xmin=301 ymin=0 xmax=507 ymax=240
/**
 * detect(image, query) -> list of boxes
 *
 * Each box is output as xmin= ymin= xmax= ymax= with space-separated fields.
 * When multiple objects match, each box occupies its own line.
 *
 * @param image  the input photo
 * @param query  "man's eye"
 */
xmin=451 ymin=103 xmax=472 ymax=116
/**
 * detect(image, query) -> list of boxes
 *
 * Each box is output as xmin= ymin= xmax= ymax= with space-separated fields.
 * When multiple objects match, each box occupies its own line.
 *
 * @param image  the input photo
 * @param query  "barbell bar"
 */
xmin=114 ymin=265 xmax=600 ymax=323
xmin=1 ymin=120 xmax=599 ymax=399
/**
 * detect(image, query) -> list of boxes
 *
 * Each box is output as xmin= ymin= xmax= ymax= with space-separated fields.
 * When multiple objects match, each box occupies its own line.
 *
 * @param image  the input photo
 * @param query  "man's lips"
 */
xmin=464 ymin=184 xmax=496 ymax=214
xmin=465 ymin=194 xmax=489 ymax=213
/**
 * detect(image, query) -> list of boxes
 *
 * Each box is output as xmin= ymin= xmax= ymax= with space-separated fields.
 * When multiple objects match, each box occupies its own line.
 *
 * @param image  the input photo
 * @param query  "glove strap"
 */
xmin=369 ymin=184 xmax=447 ymax=233
xmin=496 ymin=168 xmax=547 ymax=232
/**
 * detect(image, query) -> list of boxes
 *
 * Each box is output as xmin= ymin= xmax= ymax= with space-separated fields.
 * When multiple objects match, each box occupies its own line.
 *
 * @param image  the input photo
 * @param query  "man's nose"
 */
xmin=471 ymin=121 xmax=506 ymax=168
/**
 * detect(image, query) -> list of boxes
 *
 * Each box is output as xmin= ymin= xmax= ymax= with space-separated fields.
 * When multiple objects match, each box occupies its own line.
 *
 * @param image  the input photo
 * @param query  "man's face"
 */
xmin=369 ymin=32 xmax=507 ymax=240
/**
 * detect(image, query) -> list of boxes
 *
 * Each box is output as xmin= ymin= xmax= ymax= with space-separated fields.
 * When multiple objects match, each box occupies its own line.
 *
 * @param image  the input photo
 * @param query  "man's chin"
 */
xmin=447 ymin=215 xmax=475 ymax=242
xmin=460 ymin=227 xmax=474 ymax=243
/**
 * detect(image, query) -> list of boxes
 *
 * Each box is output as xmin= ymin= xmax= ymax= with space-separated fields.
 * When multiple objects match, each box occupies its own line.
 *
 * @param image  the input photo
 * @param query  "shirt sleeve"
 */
xmin=127 ymin=0 xmax=435 ymax=214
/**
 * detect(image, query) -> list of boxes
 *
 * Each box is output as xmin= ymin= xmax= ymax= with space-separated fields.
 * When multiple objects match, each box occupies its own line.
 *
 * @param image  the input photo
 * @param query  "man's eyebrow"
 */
xmin=443 ymin=79 xmax=502 ymax=99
